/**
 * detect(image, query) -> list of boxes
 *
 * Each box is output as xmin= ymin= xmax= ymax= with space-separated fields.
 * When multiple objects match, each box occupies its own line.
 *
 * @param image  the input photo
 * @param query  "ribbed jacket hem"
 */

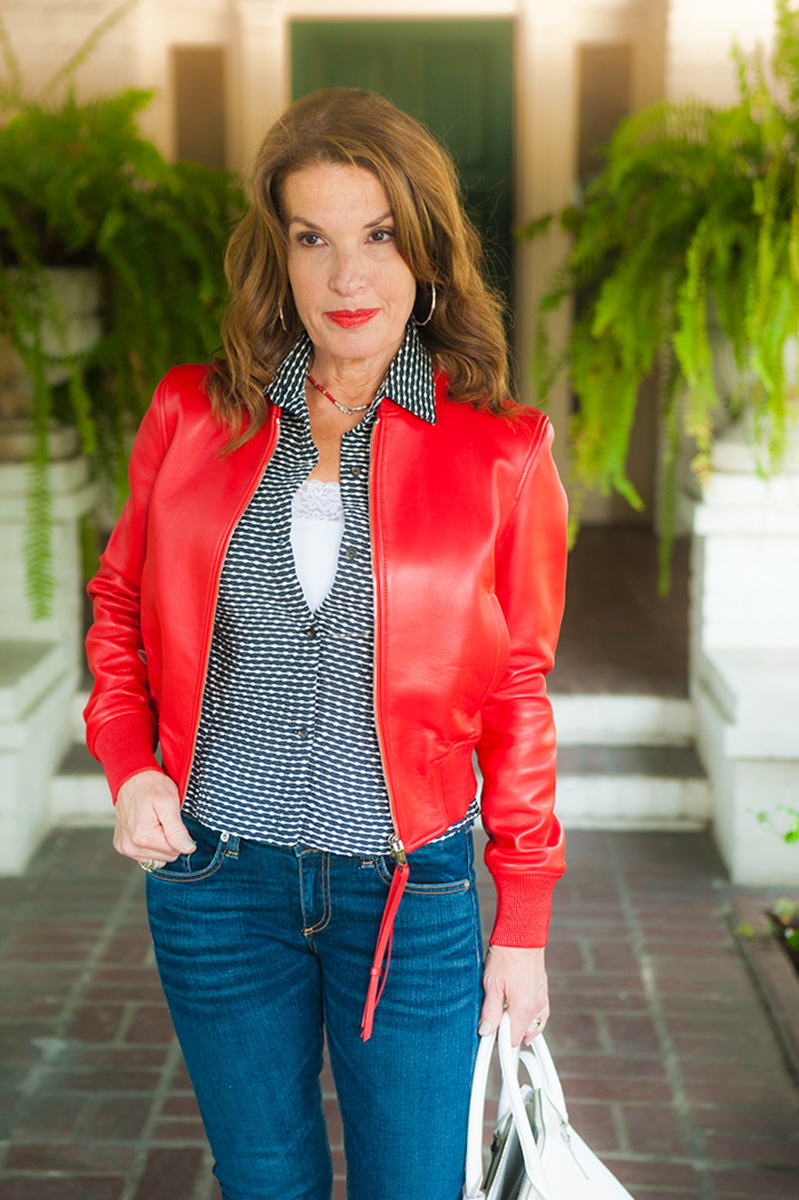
xmin=489 ymin=871 xmax=561 ymax=947
xmin=91 ymin=712 xmax=163 ymax=803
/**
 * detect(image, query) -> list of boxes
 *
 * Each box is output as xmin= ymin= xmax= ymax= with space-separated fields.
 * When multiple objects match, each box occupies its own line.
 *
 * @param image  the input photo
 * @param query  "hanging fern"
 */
xmin=521 ymin=0 xmax=799 ymax=591
xmin=0 ymin=7 xmax=243 ymax=616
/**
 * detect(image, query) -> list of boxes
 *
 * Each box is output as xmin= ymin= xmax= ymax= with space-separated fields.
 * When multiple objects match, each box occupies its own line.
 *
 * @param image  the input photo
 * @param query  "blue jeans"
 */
xmin=145 ymin=814 xmax=483 ymax=1200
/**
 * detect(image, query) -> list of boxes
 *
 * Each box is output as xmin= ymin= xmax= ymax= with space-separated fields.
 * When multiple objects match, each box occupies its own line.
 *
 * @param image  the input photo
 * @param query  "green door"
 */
xmin=291 ymin=20 xmax=515 ymax=309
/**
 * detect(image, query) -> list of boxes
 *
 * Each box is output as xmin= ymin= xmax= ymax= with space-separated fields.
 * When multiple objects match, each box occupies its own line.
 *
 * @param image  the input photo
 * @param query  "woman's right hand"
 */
xmin=113 ymin=770 xmax=197 ymax=867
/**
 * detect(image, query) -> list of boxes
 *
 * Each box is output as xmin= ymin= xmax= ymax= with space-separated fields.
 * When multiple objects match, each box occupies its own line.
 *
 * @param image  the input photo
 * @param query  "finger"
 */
xmin=522 ymin=999 xmax=550 ymax=1044
xmin=159 ymin=818 xmax=196 ymax=856
xmin=478 ymin=980 xmax=506 ymax=1037
xmin=522 ymin=1016 xmax=547 ymax=1043
xmin=507 ymin=998 xmax=547 ymax=1046
xmin=114 ymin=772 xmax=193 ymax=857
xmin=153 ymin=802 xmax=196 ymax=856
xmin=115 ymin=804 xmax=195 ymax=860
xmin=113 ymin=821 xmax=185 ymax=863
xmin=116 ymin=837 xmax=178 ymax=863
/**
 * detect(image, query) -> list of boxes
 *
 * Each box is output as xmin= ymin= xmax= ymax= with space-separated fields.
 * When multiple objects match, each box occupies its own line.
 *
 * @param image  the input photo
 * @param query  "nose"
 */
xmin=329 ymin=246 xmax=364 ymax=296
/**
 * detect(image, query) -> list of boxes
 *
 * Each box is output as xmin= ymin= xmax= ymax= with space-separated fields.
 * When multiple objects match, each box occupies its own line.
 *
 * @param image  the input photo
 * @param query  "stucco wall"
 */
xmin=0 ymin=0 xmax=138 ymax=101
xmin=2 ymin=0 xmax=780 ymax=145
xmin=666 ymin=0 xmax=775 ymax=104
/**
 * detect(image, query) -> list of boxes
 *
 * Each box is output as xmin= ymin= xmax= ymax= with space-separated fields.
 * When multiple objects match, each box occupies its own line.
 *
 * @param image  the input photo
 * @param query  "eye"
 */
xmin=369 ymin=228 xmax=395 ymax=243
xmin=297 ymin=231 xmax=324 ymax=246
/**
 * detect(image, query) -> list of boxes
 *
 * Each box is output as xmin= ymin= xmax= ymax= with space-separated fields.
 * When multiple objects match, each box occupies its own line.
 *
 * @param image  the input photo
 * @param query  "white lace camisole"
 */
xmin=290 ymin=478 xmax=346 ymax=612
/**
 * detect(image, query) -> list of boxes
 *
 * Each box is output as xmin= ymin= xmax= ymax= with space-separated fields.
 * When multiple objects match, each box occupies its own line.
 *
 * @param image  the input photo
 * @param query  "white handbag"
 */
xmin=464 ymin=1014 xmax=635 ymax=1200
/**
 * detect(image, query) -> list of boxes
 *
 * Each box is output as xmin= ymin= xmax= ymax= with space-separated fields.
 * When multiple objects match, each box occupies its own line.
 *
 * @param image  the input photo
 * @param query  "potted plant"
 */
xmin=520 ymin=0 xmax=799 ymax=589
xmin=766 ymin=897 xmax=799 ymax=972
xmin=0 ymin=5 xmax=241 ymax=615
xmin=753 ymin=809 xmax=799 ymax=976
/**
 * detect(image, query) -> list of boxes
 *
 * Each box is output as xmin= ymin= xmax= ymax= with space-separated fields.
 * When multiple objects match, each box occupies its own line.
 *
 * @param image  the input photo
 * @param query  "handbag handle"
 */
xmin=519 ymin=1033 xmax=569 ymax=1121
xmin=464 ymin=1026 xmax=494 ymax=1198
xmin=464 ymin=1015 xmax=556 ymax=1200
xmin=497 ymin=1015 xmax=555 ymax=1200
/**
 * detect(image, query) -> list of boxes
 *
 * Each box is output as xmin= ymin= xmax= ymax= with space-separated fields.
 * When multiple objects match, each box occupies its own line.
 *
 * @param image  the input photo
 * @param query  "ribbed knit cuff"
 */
xmin=91 ymin=712 xmax=163 ymax=803
xmin=488 ymin=872 xmax=560 ymax=947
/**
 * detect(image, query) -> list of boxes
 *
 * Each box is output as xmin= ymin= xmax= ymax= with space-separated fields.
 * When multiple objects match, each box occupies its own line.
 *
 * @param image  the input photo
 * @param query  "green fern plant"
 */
xmin=521 ymin=0 xmax=799 ymax=590
xmin=0 ymin=5 xmax=242 ymax=616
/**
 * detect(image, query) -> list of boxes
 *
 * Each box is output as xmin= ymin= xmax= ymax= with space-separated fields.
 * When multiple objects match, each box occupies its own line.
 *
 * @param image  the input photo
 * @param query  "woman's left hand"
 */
xmin=479 ymin=945 xmax=549 ymax=1047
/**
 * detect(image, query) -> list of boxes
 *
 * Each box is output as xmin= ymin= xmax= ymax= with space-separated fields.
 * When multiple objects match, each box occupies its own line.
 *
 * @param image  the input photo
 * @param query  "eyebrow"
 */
xmin=288 ymin=210 xmax=394 ymax=229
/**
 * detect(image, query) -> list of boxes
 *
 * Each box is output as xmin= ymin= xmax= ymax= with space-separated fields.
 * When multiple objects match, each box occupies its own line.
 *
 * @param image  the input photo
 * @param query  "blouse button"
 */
xmin=297 ymin=726 xmax=309 ymax=740
xmin=349 ymin=464 xmax=361 ymax=478
xmin=306 ymin=627 xmax=317 ymax=639
xmin=345 ymin=547 xmax=357 ymax=561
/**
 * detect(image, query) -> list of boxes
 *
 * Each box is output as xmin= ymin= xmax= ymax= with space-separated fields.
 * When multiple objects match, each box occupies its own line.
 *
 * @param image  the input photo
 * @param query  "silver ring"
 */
xmin=528 ymin=1016 xmax=542 ymax=1030
xmin=139 ymin=859 xmax=157 ymax=872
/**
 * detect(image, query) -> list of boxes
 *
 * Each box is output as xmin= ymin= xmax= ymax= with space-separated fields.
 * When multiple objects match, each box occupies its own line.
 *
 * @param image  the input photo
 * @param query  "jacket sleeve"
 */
xmin=477 ymin=417 xmax=568 ymax=948
xmin=83 ymin=377 xmax=171 ymax=800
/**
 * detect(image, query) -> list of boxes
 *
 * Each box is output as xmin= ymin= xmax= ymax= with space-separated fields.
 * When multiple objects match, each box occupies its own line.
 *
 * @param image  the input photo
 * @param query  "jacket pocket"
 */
xmin=434 ymin=740 xmax=479 ymax=828
xmin=479 ymin=591 xmax=510 ymax=706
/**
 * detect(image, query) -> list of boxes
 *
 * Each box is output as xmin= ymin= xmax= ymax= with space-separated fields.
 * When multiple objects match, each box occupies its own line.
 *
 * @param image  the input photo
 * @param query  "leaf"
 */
xmin=0 ymin=18 xmax=241 ymax=617
xmin=514 ymin=214 xmax=553 ymax=243
xmin=526 ymin=3 xmax=799 ymax=584
xmin=773 ymin=896 xmax=799 ymax=921
xmin=0 ymin=14 xmax=22 ymax=111
xmin=37 ymin=2 xmax=137 ymax=104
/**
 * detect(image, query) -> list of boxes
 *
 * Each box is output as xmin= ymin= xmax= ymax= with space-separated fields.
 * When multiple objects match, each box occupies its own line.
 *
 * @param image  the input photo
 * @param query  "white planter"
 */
xmin=0 ymin=267 xmax=102 ymax=419
xmin=690 ymin=420 xmax=799 ymax=886
xmin=0 ymin=267 xmax=100 ymax=875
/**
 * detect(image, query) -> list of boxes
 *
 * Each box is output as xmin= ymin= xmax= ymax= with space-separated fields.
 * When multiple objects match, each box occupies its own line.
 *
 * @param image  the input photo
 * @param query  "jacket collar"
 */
xmin=268 ymin=322 xmax=436 ymax=425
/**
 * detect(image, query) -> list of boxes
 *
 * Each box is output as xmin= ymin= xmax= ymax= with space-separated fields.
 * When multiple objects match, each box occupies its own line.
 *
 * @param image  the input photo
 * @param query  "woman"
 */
xmin=84 ymin=88 xmax=568 ymax=1200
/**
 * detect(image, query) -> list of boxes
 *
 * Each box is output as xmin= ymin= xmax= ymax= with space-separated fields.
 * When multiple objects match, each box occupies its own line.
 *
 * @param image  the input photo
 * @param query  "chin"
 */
xmin=319 ymin=321 xmax=405 ymax=361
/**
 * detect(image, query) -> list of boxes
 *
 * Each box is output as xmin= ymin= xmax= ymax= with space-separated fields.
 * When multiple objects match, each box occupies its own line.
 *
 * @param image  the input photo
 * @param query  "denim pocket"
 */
xmin=147 ymin=817 xmax=230 ymax=883
xmin=374 ymin=830 xmax=474 ymax=894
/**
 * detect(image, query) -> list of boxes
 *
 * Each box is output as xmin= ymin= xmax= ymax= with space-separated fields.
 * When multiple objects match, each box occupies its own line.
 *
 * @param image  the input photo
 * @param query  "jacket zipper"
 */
xmin=180 ymin=412 xmax=281 ymax=797
xmin=368 ymin=412 xmax=406 ymax=861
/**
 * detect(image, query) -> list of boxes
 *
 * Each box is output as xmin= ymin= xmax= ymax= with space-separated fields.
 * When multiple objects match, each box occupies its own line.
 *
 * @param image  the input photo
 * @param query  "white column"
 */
xmin=0 ymin=441 xmax=96 ymax=874
xmin=133 ymin=0 xmax=173 ymax=157
xmin=0 ymin=264 xmax=99 ymax=874
xmin=514 ymin=0 xmax=577 ymax=485
xmin=690 ymin=427 xmax=799 ymax=886
xmin=231 ymin=0 xmax=290 ymax=173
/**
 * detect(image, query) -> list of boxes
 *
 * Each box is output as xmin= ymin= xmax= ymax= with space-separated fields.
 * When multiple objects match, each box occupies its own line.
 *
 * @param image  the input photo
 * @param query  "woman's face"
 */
xmin=282 ymin=161 xmax=417 ymax=377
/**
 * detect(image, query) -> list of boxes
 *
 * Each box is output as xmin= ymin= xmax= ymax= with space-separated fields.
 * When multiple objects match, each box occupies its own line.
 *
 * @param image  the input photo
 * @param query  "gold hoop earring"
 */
xmin=415 ymin=282 xmax=437 ymax=327
xmin=278 ymin=304 xmax=288 ymax=333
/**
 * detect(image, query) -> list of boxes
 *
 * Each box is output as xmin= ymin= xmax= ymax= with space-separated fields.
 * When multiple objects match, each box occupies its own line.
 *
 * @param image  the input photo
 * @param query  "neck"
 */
xmin=307 ymin=343 xmax=400 ymax=409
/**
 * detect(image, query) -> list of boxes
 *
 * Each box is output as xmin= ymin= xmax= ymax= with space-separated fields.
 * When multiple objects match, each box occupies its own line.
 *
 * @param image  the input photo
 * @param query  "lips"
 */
xmin=325 ymin=309 xmax=380 ymax=328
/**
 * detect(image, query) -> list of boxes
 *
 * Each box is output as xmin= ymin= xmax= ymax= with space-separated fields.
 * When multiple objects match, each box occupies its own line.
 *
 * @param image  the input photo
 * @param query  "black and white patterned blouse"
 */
xmin=182 ymin=324 xmax=478 ymax=854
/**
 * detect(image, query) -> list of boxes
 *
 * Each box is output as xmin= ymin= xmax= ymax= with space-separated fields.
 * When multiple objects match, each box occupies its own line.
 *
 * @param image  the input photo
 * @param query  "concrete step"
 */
xmin=551 ymin=693 xmax=694 ymax=745
xmin=72 ymin=692 xmax=698 ymax=748
xmin=57 ymin=696 xmax=710 ymax=831
xmin=50 ymin=742 xmax=113 ymax=825
xmin=556 ymin=742 xmax=711 ymax=830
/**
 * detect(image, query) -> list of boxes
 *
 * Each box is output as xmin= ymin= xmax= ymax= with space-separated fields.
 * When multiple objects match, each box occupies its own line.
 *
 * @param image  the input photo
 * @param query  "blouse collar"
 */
xmin=267 ymin=321 xmax=437 ymax=425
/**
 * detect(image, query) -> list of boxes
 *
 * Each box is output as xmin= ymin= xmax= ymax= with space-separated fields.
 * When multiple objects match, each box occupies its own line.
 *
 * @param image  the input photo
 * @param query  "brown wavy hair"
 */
xmin=207 ymin=87 xmax=512 ymax=441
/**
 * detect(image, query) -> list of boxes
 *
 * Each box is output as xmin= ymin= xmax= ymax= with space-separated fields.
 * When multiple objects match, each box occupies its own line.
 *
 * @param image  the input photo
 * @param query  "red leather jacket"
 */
xmin=85 ymin=364 xmax=568 ymax=947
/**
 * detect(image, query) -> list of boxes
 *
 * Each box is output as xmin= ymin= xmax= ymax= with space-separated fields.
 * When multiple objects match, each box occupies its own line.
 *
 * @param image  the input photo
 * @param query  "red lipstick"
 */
xmin=325 ymin=309 xmax=380 ymax=328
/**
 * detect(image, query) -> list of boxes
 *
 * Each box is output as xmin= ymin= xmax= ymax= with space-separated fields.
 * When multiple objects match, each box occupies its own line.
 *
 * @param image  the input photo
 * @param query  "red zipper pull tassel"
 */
xmin=361 ymin=841 xmax=409 ymax=1042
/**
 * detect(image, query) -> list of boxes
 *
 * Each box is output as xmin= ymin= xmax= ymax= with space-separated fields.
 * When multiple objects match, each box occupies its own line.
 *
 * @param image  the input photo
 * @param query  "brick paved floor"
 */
xmin=1 ymin=826 xmax=798 ymax=1200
